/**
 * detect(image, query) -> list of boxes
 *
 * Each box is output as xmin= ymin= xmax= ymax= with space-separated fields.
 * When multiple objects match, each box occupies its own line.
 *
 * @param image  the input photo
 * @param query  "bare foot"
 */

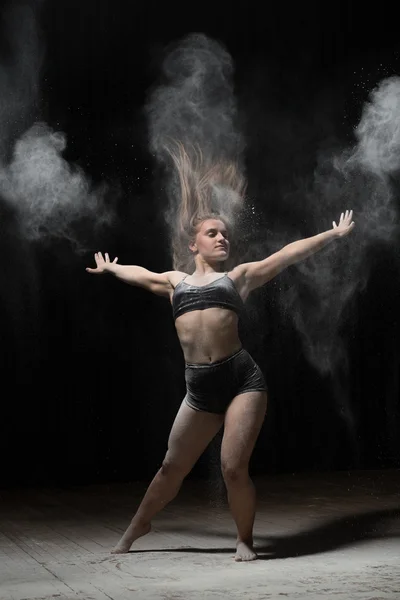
xmin=111 ymin=521 xmax=151 ymax=554
xmin=235 ymin=540 xmax=258 ymax=562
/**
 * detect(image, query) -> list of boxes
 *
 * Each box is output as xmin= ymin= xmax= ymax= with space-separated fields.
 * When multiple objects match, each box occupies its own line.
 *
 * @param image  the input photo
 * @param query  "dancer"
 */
xmin=86 ymin=147 xmax=355 ymax=561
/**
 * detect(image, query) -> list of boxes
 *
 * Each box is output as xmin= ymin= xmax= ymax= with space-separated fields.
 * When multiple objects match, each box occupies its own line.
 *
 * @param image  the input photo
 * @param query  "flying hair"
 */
xmin=164 ymin=140 xmax=246 ymax=272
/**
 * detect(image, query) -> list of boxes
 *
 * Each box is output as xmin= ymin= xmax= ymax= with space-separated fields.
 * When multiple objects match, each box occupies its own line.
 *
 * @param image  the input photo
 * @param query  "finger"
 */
xmin=98 ymin=252 xmax=103 ymax=260
xmin=333 ymin=221 xmax=337 ymax=228
xmin=86 ymin=268 xmax=95 ymax=273
xmin=340 ymin=212 xmax=344 ymax=222
xmin=113 ymin=257 xmax=118 ymax=263
xmin=105 ymin=253 xmax=110 ymax=262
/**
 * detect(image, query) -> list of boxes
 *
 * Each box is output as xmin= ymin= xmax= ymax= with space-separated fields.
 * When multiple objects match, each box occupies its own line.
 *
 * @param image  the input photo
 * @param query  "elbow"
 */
xmin=280 ymin=247 xmax=297 ymax=267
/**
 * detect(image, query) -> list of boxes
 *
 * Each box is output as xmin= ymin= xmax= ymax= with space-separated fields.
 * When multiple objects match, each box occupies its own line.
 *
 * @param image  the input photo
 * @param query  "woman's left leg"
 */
xmin=220 ymin=390 xmax=267 ymax=561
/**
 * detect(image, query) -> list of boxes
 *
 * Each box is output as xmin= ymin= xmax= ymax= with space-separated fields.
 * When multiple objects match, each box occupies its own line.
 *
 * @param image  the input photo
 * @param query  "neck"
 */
xmin=192 ymin=257 xmax=225 ymax=276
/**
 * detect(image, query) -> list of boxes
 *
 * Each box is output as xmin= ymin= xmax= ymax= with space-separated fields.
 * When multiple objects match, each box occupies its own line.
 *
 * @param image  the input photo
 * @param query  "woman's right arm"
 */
xmin=86 ymin=252 xmax=173 ymax=298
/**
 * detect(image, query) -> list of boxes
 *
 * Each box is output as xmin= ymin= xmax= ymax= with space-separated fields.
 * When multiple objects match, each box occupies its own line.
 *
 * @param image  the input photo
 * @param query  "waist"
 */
xmin=185 ymin=346 xmax=244 ymax=367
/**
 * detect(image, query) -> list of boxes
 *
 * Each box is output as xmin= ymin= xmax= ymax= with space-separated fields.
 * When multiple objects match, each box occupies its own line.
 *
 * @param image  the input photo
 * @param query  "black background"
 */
xmin=1 ymin=0 xmax=399 ymax=488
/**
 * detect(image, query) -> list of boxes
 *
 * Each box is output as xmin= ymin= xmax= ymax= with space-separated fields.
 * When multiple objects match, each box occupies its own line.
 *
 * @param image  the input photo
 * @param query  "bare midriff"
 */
xmin=174 ymin=308 xmax=242 ymax=364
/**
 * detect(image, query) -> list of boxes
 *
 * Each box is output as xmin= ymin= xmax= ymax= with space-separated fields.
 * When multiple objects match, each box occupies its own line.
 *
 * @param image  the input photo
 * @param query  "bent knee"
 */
xmin=160 ymin=456 xmax=191 ymax=479
xmin=221 ymin=463 xmax=249 ymax=484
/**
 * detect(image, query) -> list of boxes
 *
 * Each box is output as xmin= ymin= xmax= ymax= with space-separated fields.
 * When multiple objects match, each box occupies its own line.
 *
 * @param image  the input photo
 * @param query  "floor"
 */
xmin=0 ymin=470 xmax=399 ymax=600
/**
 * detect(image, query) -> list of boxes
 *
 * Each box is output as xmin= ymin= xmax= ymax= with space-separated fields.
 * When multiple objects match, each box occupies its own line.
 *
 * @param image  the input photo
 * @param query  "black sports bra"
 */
xmin=172 ymin=273 xmax=244 ymax=321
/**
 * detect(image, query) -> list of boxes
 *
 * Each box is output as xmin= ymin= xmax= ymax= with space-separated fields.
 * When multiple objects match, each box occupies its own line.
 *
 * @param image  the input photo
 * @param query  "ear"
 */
xmin=189 ymin=241 xmax=197 ymax=253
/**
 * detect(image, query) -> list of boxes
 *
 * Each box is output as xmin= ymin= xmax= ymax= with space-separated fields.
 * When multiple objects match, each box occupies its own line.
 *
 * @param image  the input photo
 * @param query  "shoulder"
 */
xmin=165 ymin=270 xmax=189 ymax=288
xmin=226 ymin=263 xmax=247 ymax=283
xmin=226 ymin=264 xmax=249 ymax=299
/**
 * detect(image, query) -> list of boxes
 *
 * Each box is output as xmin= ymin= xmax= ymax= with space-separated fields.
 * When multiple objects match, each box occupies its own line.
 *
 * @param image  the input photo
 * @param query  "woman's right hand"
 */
xmin=86 ymin=252 xmax=118 ymax=274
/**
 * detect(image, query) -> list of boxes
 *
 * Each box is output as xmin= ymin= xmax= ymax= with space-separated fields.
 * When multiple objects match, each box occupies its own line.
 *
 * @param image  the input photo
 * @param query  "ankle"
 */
xmin=237 ymin=536 xmax=253 ymax=546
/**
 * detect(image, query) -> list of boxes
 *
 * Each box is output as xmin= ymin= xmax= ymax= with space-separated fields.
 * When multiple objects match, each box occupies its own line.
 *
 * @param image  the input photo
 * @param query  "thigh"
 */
xmin=165 ymin=399 xmax=224 ymax=470
xmin=221 ymin=391 xmax=267 ymax=467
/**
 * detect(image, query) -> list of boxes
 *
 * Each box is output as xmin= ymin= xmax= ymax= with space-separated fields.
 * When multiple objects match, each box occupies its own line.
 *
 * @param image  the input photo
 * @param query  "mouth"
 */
xmin=216 ymin=245 xmax=227 ymax=251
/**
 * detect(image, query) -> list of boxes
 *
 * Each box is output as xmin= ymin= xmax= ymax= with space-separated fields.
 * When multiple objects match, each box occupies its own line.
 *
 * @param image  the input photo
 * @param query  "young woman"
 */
xmin=87 ymin=146 xmax=355 ymax=561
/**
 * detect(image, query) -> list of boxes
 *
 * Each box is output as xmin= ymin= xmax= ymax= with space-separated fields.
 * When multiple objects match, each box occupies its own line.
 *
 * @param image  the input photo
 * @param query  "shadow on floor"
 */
xmin=126 ymin=506 xmax=400 ymax=559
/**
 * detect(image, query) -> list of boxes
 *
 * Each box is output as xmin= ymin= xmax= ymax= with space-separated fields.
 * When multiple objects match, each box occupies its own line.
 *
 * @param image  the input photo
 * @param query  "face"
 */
xmin=189 ymin=219 xmax=230 ymax=262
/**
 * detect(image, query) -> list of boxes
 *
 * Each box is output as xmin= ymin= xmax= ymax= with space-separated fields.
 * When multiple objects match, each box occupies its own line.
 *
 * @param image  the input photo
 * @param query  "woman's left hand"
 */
xmin=332 ymin=210 xmax=355 ymax=238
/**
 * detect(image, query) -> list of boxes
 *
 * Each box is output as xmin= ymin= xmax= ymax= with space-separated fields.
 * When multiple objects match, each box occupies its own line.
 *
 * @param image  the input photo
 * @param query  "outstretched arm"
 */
xmin=86 ymin=252 xmax=173 ymax=298
xmin=236 ymin=210 xmax=355 ymax=292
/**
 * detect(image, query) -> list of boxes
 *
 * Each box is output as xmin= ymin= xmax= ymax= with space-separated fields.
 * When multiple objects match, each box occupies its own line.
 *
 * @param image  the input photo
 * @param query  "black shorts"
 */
xmin=184 ymin=348 xmax=267 ymax=415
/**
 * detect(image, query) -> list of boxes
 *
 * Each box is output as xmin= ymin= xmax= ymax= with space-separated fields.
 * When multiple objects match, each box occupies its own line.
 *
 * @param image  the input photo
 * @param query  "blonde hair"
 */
xmin=165 ymin=141 xmax=246 ymax=272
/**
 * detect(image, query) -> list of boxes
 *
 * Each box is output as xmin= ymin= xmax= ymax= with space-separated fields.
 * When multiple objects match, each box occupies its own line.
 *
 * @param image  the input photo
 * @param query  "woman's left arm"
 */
xmin=235 ymin=210 xmax=355 ymax=292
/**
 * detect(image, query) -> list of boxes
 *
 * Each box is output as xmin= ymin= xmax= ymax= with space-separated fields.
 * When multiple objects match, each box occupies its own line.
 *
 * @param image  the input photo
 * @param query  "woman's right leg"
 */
xmin=112 ymin=399 xmax=224 ymax=553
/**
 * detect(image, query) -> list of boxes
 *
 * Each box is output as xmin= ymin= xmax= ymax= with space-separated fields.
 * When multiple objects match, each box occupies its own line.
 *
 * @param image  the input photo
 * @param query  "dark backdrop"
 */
xmin=1 ymin=0 xmax=399 ymax=488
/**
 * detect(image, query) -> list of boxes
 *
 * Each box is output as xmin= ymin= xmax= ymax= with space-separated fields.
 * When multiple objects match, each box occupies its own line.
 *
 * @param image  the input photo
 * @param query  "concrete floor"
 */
xmin=0 ymin=469 xmax=399 ymax=599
